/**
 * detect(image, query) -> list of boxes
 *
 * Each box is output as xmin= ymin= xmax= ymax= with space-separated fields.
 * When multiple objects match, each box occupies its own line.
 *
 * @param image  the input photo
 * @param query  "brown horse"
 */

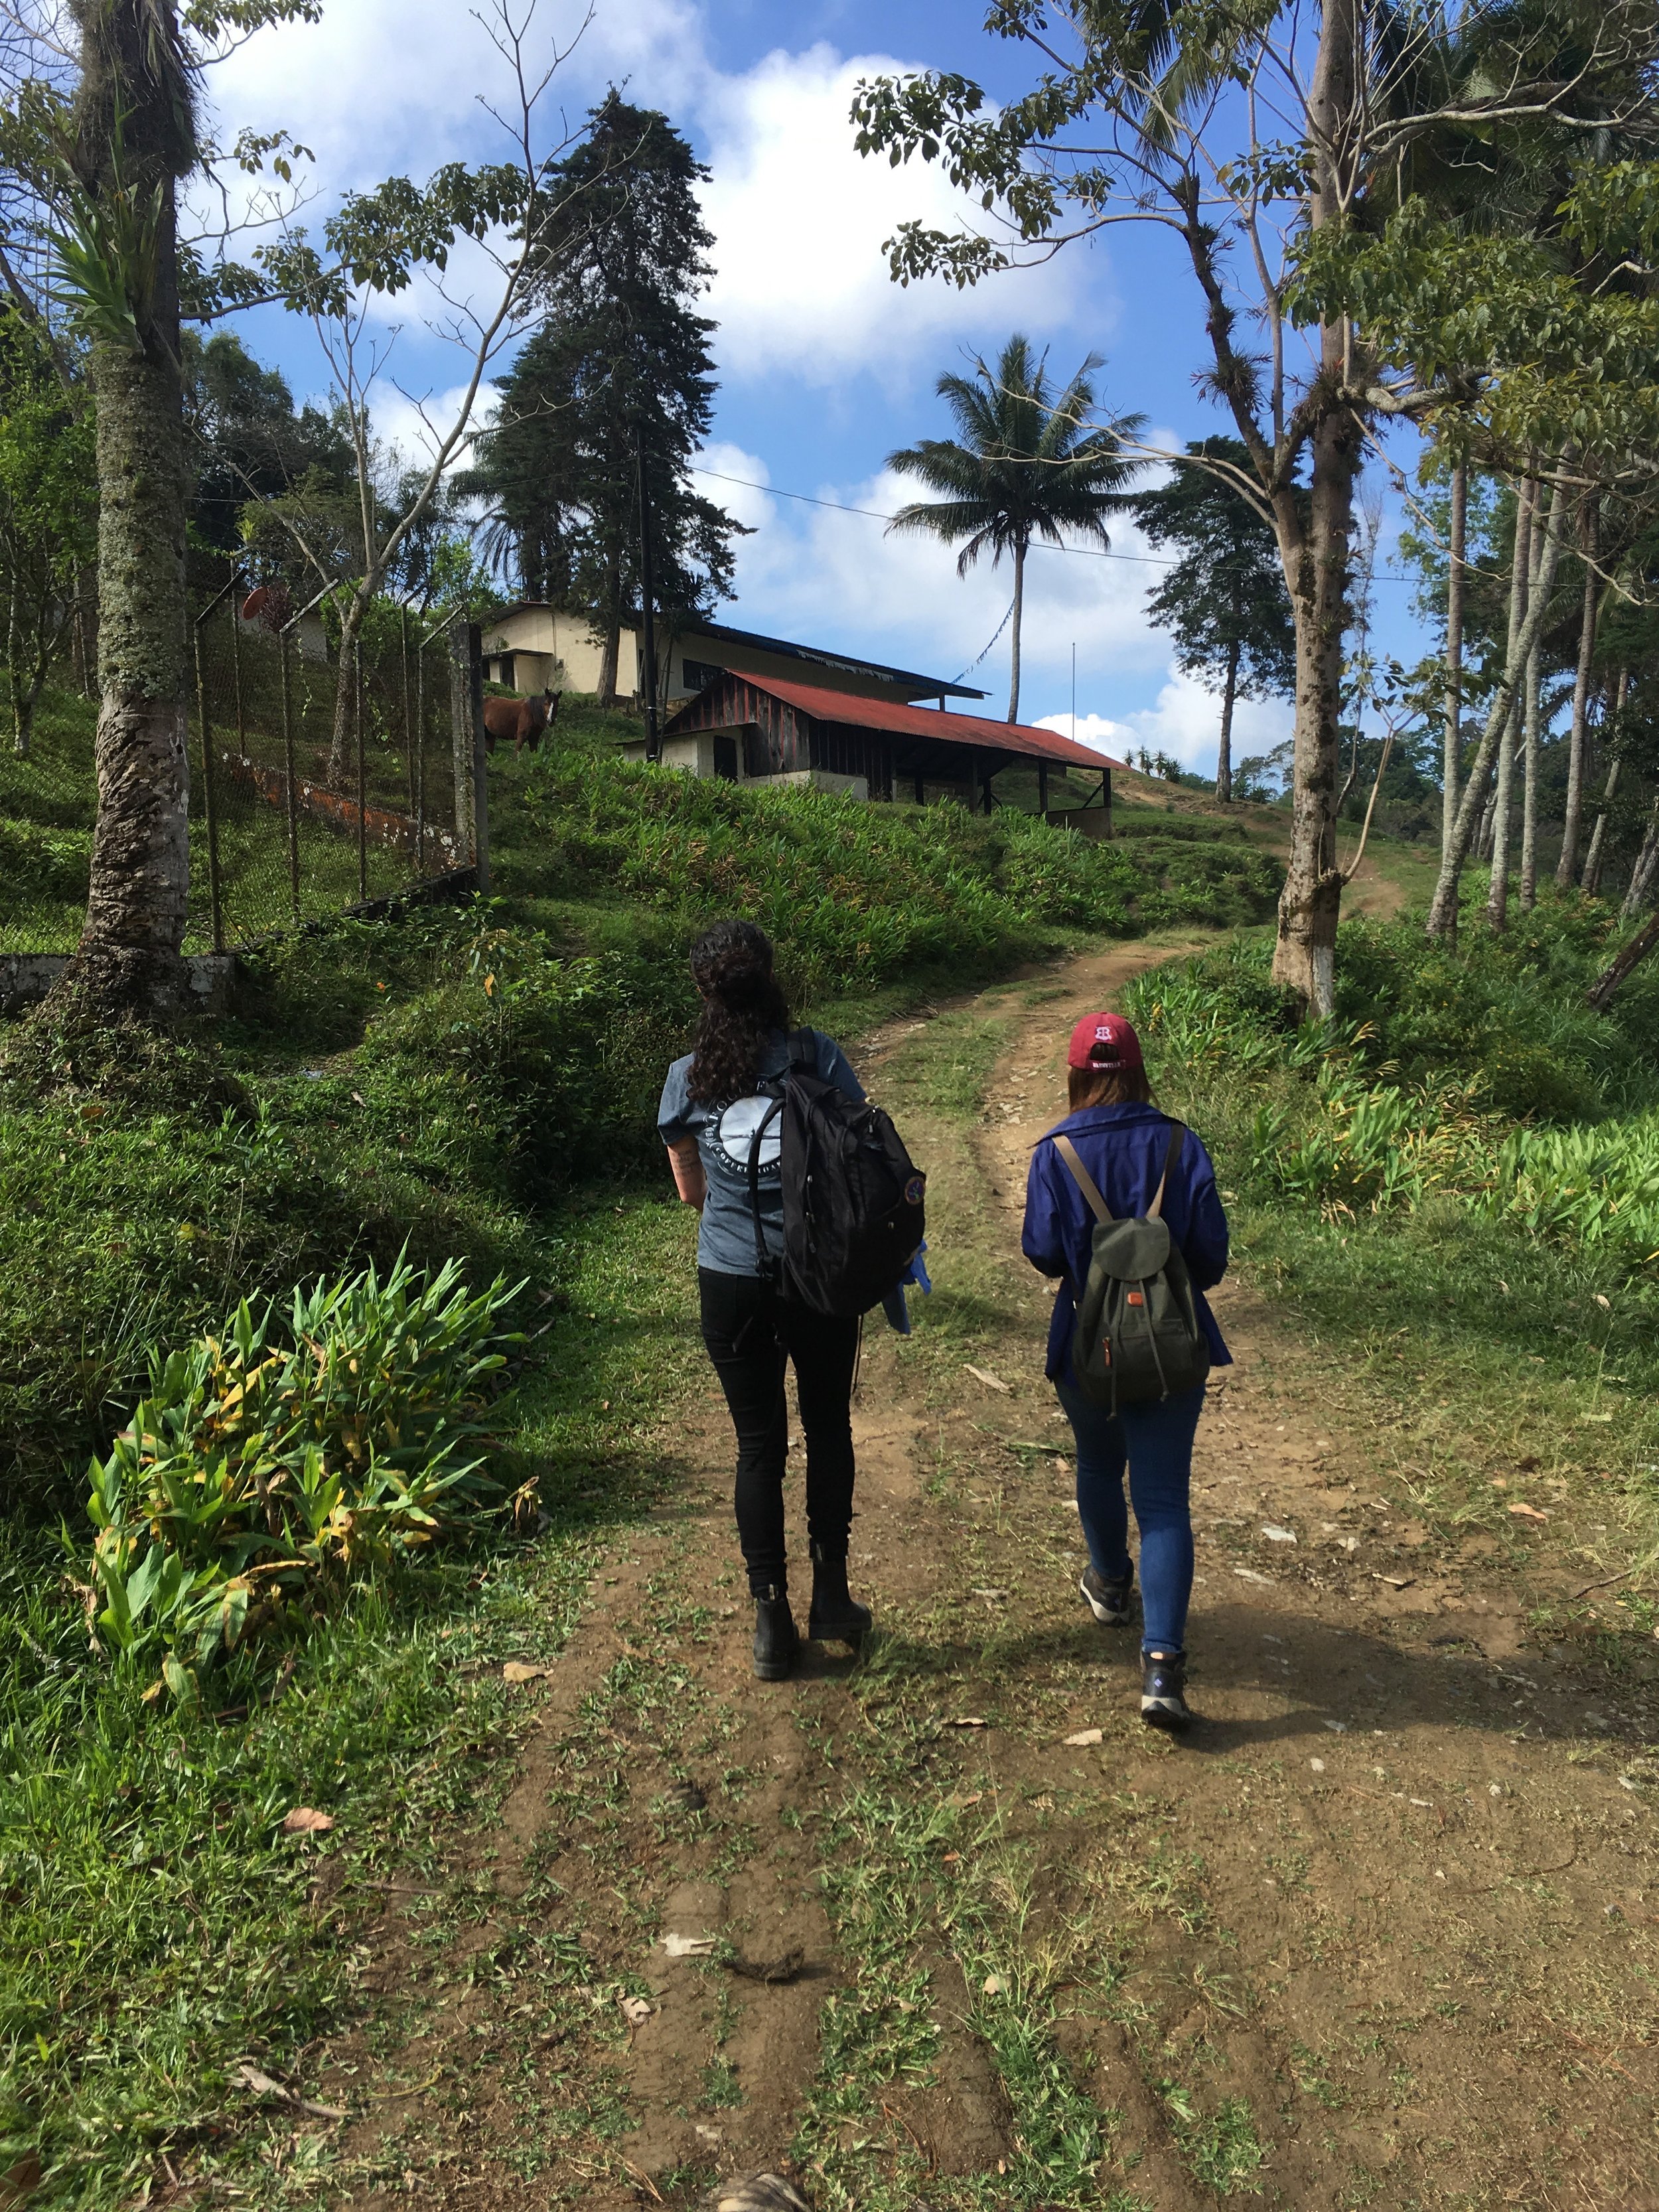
xmin=482 ymin=688 xmax=557 ymax=755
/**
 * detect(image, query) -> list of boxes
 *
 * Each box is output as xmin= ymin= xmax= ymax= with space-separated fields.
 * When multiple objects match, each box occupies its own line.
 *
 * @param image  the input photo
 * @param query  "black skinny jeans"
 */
xmin=698 ymin=1268 xmax=859 ymax=1596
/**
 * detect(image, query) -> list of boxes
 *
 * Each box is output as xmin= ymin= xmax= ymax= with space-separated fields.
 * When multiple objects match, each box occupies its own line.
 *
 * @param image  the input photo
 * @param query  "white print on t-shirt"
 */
xmin=712 ymin=1095 xmax=781 ymax=1180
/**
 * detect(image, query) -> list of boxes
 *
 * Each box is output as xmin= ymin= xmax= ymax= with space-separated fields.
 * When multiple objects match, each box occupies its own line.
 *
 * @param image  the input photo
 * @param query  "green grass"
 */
xmin=0 ymin=1194 xmax=703 ymax=2211
xmin=1127 ymin=904 xmax=1659 ymax=1576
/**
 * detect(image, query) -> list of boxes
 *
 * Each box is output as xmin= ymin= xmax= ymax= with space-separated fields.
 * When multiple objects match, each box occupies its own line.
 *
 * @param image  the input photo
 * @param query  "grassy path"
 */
xmin=302 ymin=943 xmax=1658 ymax=2212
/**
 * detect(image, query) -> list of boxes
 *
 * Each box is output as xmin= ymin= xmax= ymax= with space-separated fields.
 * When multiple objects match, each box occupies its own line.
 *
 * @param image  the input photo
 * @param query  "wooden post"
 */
xmin=354 ymin=636 xmax=368 ymax=904
xmin=280 ymin=626 xmax=300 ymax=922
xmin=913 ymin=773 xmax=925 ymax=804
xmin=194 ymin=612 xmax=224 ymax=954
xmin=450 ymin=616 xmax=476 ymax=864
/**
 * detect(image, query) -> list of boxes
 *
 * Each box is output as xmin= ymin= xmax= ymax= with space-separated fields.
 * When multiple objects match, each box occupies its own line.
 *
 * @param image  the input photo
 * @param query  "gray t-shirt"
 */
xmin=658 ymin=1028 xmax=865 ymax=1276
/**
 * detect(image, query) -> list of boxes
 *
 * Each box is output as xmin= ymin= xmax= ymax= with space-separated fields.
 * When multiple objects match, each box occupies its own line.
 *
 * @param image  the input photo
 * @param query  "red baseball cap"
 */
xmin=1066 ymin=1011 xmax=1144 ymax=1072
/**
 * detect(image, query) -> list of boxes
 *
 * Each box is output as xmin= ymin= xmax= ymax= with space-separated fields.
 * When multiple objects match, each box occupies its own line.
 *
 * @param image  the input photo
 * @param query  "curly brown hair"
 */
xmin=685 ymin=921 xmax=792 ymax=1104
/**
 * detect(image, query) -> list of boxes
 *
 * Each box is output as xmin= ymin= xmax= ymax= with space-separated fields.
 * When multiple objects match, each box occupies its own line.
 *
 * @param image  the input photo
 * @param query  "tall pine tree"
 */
xmin=1131 ymin=439 xmax=1297 ymax=803
xmin=467 ymin=94 xmax=741 ymax=703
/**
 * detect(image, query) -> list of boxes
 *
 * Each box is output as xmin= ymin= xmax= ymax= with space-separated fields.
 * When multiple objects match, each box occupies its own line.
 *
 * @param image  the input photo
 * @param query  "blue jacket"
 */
xmin=1022 ymin=1102 xmax=1232 ymax=1384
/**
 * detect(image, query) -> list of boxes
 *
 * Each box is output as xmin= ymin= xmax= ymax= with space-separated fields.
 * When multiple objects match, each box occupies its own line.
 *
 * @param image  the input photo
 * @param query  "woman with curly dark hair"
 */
xmin=658 ymin=920 xmax=871 ymax=1680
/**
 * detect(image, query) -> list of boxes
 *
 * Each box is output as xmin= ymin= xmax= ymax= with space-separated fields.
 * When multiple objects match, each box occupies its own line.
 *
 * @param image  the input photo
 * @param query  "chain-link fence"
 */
xmin=1 ymin=581 xmax=487 ymax=958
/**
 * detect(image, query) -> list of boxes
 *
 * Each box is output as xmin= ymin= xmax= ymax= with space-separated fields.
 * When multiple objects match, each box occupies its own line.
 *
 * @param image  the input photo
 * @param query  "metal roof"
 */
xmin=661 ymin=670 xmax=1123 ymax=773
xmin=491 ymin=602 xmax=988 ymax=700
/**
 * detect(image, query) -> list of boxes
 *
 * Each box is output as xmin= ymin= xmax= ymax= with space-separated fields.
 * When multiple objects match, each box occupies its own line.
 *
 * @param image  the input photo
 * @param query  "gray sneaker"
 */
xmin=1080 ymin=1562 xmax=1134 ymax=1626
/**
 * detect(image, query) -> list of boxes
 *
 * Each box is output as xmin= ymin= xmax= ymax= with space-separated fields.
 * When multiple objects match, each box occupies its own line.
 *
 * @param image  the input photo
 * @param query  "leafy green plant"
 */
xmin=80 ymin=1253 xmax=521 ymax=1687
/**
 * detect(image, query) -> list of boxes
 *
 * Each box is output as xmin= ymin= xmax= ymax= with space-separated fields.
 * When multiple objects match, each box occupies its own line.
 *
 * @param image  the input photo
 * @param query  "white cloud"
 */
xmin=695 ymin=44 xmax=1088 ymax=385
xmin=1040 ymin=668 xmax=1295 ymax=777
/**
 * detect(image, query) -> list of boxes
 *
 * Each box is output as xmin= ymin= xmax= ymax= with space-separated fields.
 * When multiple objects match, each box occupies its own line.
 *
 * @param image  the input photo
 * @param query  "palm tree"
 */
xmin=887 ymin=336 xmax=1145 ymax=722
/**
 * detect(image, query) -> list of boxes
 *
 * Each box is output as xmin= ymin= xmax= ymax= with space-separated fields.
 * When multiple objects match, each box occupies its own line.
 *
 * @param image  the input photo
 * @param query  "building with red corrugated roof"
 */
xmin=624 ymin=668 xmax=1122 ymax=829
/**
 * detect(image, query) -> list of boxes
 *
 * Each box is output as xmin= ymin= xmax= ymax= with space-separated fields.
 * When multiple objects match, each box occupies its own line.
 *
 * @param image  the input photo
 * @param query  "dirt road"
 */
xmin=323 ymin=941 xmax=1658 ymax=2211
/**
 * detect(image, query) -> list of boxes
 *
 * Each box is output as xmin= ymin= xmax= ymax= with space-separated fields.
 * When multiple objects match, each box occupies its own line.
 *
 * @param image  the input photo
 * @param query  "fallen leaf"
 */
xmin=1064 ymin=1728 xmax=1105 ymax=1747
xmin=965 ymin=1363 xmax=1011 ymax=1392
xmin=661 ymin=1932 xmax=716 ymax=1958
xmin=1261 ymin=1524 xmax=1298 ymax=1544
xmin=1409 ymin=1798 xmax=1434 ymax=1809
xmin=281 ymin=1807 xmax=333 ymax=1835
xmin=1374 ymin=1574 xmax=1415 ymax=1589
xmin=0 ymin=2154 xmax=42 ymax=2212
xmin=502 ymin=1660 xmax=557 ymax=1682
xmin=1508 ymin=1501 xmax=1550 ymax=1523
xmin=982 ymin=1972 xmax=1008 ymax=1996
xmin=1593 ymin=1293 xmax=1612 ymax=1310
xmin=1309 ymin=1757 xmax=1326 ymax=1773
xmin=1338 ymin=1536 xmax=1360 ymax=1552
xmin=1323 ymin=1720 xmax=1348 ymax=1733
xmin=948 ymin=1715 xmax=988 ymax=1728
xmin=1234 ymin=1566 xmax=1271 ymax=1585
xmin=618 ymin=1995 xmax=652 ymax=2027
xmin=970 ymin=1587 xmax=1008 ymax=1601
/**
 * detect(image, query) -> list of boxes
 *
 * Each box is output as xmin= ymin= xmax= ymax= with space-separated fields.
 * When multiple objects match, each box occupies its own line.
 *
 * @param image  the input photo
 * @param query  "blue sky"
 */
xmin=201 ymin=0 xmax=1429 ymax=773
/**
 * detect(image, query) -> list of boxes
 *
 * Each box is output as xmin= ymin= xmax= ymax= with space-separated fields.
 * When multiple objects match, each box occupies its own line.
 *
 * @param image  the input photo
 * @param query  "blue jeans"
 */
xmin=1056 ymin=1377 xmax=1205 ymax=1655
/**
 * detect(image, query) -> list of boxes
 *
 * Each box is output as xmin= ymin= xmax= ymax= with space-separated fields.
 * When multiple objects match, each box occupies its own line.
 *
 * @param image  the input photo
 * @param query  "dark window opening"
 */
xmin=711 ymin=733 xmax=739 ymax=781
xmin=682 ymin=657 xmax=721 ymax=692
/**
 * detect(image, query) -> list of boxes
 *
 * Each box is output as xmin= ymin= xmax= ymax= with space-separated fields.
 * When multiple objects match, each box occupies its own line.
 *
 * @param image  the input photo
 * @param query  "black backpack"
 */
xmin=1052 ymin=1122 xmax=1212 ymax=1413
xmin=747 ymin=1030 xmax=926 ymax=1317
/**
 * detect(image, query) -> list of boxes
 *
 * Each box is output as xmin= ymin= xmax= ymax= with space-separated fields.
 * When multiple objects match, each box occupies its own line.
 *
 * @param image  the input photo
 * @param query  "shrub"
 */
xmin=1125 ymin=913 xmax=1659 ymax=1266
xmin=80 ymin=1254 xmax=520 ymax=1696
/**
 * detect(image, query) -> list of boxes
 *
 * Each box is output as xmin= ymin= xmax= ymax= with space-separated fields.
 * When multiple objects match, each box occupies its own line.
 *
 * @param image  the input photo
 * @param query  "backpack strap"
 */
xmin=1054 ymin=1122 xmax=1187 ymax=1224
xmin=786 ymin=1025 xmax=818 ymax=1073
xmin=747 ymin=1096 xmax=786 ymax=1280
xmin=1147 ymin=1121 xmax=1186 ymax=1221
xmin=1052 ymin=1135 xmax=1112 ymax=1224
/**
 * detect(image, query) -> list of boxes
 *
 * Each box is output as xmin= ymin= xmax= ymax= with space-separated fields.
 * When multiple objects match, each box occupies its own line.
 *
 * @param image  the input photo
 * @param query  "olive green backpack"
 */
xmin=1052 ymin=1123 xmax=1212 ymax=1414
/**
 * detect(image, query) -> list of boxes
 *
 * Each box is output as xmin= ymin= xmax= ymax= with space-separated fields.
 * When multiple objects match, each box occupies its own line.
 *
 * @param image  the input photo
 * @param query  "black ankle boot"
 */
xmin=752 ymin=1587 xmax=800 ymax=1680
xmin=808 ymin=1544 xmax=872 ymax=1646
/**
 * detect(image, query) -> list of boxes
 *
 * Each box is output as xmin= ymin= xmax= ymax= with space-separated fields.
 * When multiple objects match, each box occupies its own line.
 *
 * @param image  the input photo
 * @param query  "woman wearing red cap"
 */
xmin=1022 ymin=1011 xmax=1230 ymax=1729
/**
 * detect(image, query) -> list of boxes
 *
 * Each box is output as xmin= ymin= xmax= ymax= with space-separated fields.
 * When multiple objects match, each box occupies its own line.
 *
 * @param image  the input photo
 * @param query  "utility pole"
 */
xmin=638 ymin=430 xmax=660 ymax=762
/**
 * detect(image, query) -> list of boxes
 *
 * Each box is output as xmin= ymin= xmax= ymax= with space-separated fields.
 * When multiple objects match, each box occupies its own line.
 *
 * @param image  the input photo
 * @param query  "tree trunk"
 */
xmin=1487 ymin=480 xmax=1534 ymax=932
xmin=1557 ymin=494 xmax=1599 ymax=886
xmin=1271 ymin=0 xmax=1361 ymax=1018
xmin=1007 ymin=537 xmax=1025 ymax=723
xmin=1581 ymin=668 xmax=1628 ymax=900
xmin=1427 ymin=479 xmax=1565 ymax=940
xmin=8 ymin=574 xmax=25 ymax=756
xmin=49 ymin=0 xmax=195 ymax=1023
xmin=1624 ymin=808 xmax=1659 ymax=919
xmin=1441 ymin=458 xmax=1465 ymax=867
xmin=595 ymin=545 xmax=622 ymax=709
xmin=1217 ymin=639 xmax=1238 ymax=804
xmin=1518 ymin=486 xmax=1550 ymax=911
xmin=1586 ymin=909 xmax=1659 ymax=1010
xmin=1272 ymin=357 xmax=1360 ymax=1016
xmin=327 ymin=591 xmax=364 ymax=788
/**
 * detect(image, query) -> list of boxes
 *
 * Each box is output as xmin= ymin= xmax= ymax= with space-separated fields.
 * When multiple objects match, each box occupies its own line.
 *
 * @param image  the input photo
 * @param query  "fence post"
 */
xmin=280 ymin=626 xmax=301 ymax=922
xmin=354 ymin=635 xmax=368 ymax=903
xmin=194 ymin=609 xmax=225 ymax=954
xmin=415 ymin=636 xmax=427 ymax=877
xmin=449 ymin=617 xmax=488 ymax=893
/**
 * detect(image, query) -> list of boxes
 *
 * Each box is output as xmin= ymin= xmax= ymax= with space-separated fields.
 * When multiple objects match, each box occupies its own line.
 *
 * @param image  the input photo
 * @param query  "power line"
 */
xmin=690 ymin=463 xmax=1427 ymax=584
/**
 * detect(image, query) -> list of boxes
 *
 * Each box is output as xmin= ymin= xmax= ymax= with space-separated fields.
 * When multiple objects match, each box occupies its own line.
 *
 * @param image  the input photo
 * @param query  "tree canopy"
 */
xmin=1131 ymin=439 xmax=1297 ymax=802
xmin=886 ymin=334 xmax=1143 ymax=723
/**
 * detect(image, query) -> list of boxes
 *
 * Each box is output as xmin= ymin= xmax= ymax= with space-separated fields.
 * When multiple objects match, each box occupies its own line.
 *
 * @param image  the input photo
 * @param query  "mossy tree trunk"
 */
xmin=60 ymin=0 xmax=196 ymax=1023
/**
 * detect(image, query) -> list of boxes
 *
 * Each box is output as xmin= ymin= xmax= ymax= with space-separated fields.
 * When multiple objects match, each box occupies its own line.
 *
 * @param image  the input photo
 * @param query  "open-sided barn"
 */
xmin=624 ymin=670 xmax=1122 ymax=826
